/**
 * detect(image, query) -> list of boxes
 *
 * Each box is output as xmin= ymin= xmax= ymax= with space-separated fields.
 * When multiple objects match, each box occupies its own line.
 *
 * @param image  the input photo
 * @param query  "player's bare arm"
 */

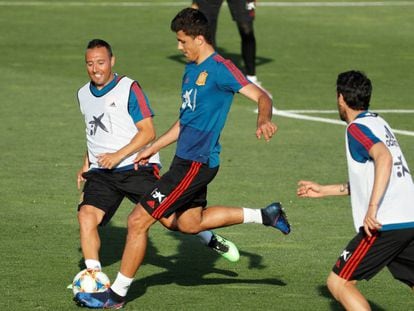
xmin=239 ymin=83 xmax=276 ymax=141
xmin=134 ymin=120 xmax=181 ymax=168
xmin=363 ymin=142 xmax=392 ymax=236
xmin=297 ymin=180 xmax=350 ymax=198
xmin=97 ymin=117 xmax=156 ymax=169
xmin=256 ymin=94 xmax=277 ymax=141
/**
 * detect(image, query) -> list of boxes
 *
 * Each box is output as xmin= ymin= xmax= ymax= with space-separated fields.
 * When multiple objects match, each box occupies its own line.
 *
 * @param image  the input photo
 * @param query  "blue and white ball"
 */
xmin=72 ymin=269 xmax=110 ymax=295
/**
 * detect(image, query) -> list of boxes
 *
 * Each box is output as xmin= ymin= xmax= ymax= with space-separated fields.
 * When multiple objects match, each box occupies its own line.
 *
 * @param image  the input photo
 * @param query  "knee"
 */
xmin=160 ymin=215 xmax=179 ymax=231
xmin=176 ymin=220 xmax=201 ymax=234
xmin=237 ymin=21 xmax=254 ymax=37
xmin=127 ymin=211 xmax=143 ymax=231
xmin=178 ymin=226 xmax=201 ymax=235
xmin=78 ymin=205 xmax=102 ymax=229
xmin=174 ymin=208 xmax=203 ymax=234
xmin=127 ymin=205 xmax=154 ymax=234
xmin=327 ymin=272 xmax=349 ymax=301
xmin=327 ymin=272 xmax=341 ymax=300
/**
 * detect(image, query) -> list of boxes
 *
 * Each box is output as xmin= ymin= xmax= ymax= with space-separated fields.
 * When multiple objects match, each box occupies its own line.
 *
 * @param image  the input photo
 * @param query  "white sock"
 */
xmin=111 ymin=272 xmax=134 ymax=297
xmin=196 ymin=230 xmax=213 ymax=245
xmin=246 ymin=75 xmax=258 ymax=83
xmin=85 ymin=259 xmax=101 ymax=271
xmin=243 ymin=208 xmax=263 ymax=224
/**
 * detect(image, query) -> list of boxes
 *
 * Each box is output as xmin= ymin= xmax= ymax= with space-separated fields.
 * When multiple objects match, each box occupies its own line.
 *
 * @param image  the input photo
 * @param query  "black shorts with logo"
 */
xmin=78 ymin=165 xmax=160 ymax=226
xmin=140 ymin=156 xmax=219 ymax=219
xmin=332 ymin=227 xmax=414 ymax=287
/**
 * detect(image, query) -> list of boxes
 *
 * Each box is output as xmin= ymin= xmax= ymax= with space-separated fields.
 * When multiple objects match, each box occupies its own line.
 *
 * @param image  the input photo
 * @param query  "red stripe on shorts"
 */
xmin=152 ymin=161 xmax=202 ymax=219
xmin=339 ymin=233 xmax=378 ymax=280
xmin=152 ymin=164 xmax=160 ymax=179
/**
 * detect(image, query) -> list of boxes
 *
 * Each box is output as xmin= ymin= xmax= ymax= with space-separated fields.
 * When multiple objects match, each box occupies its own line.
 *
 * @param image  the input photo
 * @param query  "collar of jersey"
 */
xmin=89 ymin=73 xmax=119 ymax=97
xmin=355 ymin=110 xmax=377 ymax=119
xmin=189 ymin=52 xmax=216 ymax=68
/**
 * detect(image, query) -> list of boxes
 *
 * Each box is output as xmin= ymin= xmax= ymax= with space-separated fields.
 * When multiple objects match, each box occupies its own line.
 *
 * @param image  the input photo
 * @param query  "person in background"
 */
xmin=192 ymin=0 xmax=275 ymax=113
xmin=192 ymin=1 xmax=269 ymax=91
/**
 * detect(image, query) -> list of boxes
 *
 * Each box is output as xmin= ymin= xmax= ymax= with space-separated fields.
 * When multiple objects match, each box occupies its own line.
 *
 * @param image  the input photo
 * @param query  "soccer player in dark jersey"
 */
xmin=74 ymin=10 xmax=290 ymax=309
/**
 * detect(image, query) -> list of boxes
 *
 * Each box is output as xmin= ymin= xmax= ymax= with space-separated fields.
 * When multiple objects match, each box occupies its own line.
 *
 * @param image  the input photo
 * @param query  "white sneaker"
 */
xmin=247 ymin=75 xmax=273 ymax=99
xmin=248 ymin=76 xmax=277 ymax=114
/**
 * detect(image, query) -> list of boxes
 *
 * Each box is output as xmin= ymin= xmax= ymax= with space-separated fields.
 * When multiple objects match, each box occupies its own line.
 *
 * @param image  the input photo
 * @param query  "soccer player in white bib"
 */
xmin=297 ymin=70 xmax=414 ymax=310
xmin=76 ymin=39 xmax=240 ymax=277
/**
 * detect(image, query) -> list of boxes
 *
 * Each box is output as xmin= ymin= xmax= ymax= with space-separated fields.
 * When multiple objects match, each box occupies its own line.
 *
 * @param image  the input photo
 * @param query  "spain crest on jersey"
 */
xmin=196 ymin=71 xmax=208 ymax=86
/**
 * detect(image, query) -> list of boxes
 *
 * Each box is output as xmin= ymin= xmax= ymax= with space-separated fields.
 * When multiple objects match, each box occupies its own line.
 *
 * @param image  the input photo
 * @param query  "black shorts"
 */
xmin=78 ymin=165 xmax=160 ymax=226
xmin=196 ymin=0 xmax=255 ymax=23
xmin=332 ymin=227 xmax=414 ymax=287
xmin=140 ymin=156 xmax=219 ymax=219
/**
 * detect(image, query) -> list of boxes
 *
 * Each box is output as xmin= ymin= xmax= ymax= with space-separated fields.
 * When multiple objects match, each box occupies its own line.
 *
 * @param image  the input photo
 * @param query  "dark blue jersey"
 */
xmin=176 ymin=52 xmax=249 ymax=167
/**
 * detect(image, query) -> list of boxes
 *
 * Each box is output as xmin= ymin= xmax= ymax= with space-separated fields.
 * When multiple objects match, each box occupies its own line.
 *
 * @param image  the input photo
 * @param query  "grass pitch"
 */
xmin=0 ymin=1 xmax=413 ymax=310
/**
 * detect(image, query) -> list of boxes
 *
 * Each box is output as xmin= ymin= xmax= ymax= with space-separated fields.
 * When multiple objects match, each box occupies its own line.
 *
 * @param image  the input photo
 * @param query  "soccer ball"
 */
xmin=72 ymin=269 xmax=110 ymax=295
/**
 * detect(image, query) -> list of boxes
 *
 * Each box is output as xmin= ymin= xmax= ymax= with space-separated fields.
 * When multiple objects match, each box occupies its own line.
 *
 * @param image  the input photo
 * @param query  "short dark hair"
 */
xmin=170 ymin=8 xmax=213 ymax=45
xmin=336 ymin=70 xmax=372 ymax=110
xmin=86 ymin=39 xmax=113 ymax=57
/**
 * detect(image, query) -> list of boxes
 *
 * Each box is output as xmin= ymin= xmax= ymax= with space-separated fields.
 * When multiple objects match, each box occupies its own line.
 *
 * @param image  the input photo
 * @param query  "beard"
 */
xmin=338 ymin=109 xmax=347 ymax=122
xmin=337 ymin=103 xmax=347 ymax=122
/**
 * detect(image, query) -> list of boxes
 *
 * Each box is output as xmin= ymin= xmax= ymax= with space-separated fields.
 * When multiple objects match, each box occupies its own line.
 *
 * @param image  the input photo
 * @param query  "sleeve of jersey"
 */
xmin=128 ymin=82 xmax=154 ymax=123
xmin=217 ymin=60 xmax=249 ymax=92
xmin=347 ymin=123 xmax=381 ymax=163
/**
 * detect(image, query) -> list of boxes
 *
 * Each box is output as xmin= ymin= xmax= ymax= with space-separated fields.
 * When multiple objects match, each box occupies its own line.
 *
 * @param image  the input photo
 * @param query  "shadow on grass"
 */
xmin=78 ymin=222 xmax=286 ymax=303
xmin=317 ymin=285 xmax=386 ymax=311
xmin=167 ymin=47 xmax=273 ymax=75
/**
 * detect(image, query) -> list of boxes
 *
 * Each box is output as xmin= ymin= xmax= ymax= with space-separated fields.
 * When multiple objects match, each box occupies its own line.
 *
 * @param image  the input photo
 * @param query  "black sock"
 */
xmin=207 ymin=235 xmax=217 ymax=247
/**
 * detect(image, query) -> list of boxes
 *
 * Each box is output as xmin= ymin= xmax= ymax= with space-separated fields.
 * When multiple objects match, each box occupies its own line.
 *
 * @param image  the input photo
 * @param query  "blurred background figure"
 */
xmin=192 ymin=1 xmax=265 ymax=89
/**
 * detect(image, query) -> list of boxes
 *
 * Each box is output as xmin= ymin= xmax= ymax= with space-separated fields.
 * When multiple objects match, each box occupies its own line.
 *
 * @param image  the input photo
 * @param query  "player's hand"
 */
xmin=134 ymin=147 xmax=155 ymax=170
xmin=77 ymin=167 xmax=88 ymax=190
xmin=256 ymin=121 xmax=277 ymax=142
xmin=297 ymin=180 xmax=324 ymax=198
xmin=97 ymin=152 xmax=123 ymax=169
xmin=363 ymin=206 xmax=382 ymax=237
